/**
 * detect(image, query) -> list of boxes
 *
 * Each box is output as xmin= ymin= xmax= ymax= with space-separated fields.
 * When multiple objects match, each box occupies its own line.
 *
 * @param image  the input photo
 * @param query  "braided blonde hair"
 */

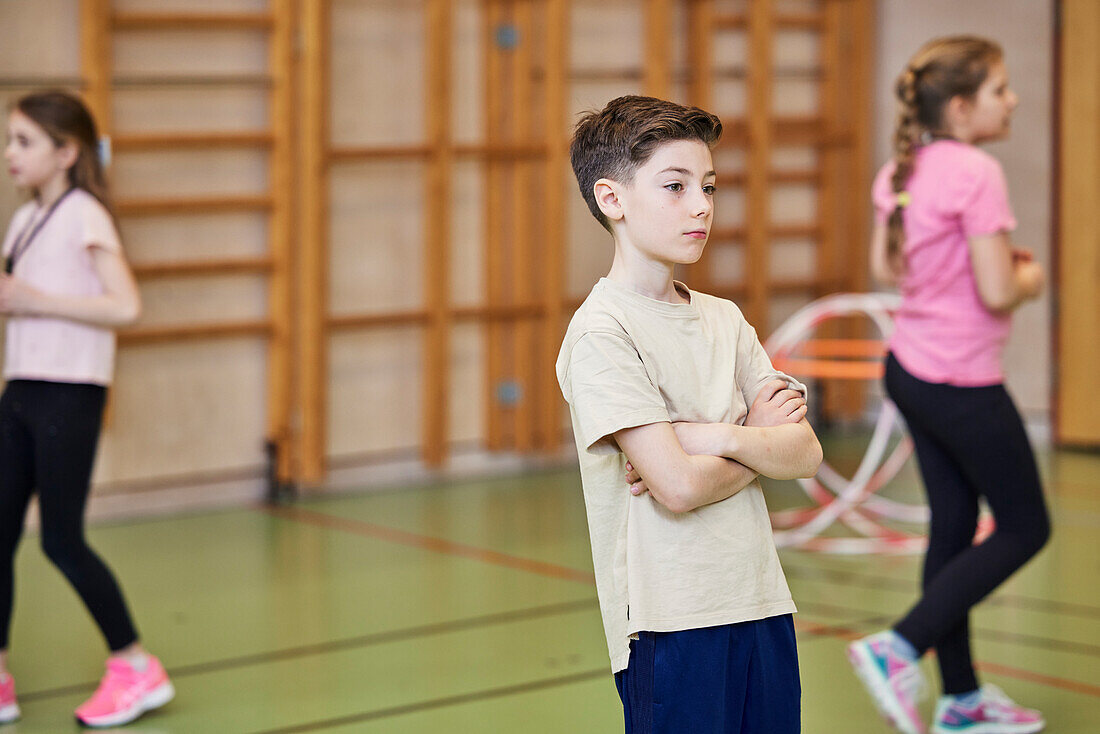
xmin=887 ymin=36 xmax=1003 ymax=272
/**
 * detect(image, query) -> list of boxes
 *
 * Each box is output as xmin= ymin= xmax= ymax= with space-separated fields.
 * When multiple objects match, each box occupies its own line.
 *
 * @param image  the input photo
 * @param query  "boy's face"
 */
xmin=599 ymin=139 xmax=715 ymax=266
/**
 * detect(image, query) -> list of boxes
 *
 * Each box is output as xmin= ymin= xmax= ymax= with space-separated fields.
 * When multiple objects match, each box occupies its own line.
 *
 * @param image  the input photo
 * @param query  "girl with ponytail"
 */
xmin=0 ymin=91 xmax=173 ymax=727
xmin=847 ymin=38 xmax=1049 ymax=734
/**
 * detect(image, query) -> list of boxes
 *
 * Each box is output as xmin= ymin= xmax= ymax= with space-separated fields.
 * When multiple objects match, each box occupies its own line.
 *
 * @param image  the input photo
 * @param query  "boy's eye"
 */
xmin=665 ymin=183 xmax=683 ymax=192
xmin=703 ymin=184 xmax=716 ymax=195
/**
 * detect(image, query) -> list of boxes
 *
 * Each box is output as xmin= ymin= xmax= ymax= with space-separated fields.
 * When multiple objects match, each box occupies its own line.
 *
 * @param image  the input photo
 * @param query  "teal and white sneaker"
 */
xmin=932 ymin=684 xmax=1044 ymax=734
xmin=848 ymin=631 xmax=928 ymax=734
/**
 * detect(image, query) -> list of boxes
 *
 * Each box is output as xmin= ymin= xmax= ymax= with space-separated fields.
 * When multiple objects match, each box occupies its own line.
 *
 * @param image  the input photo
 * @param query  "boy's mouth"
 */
xmin=684 ymin=229 xmax=707 ymax=239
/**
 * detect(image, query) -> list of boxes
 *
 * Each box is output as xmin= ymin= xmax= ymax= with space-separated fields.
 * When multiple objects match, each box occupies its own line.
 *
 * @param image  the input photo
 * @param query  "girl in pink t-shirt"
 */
xmin=0 ymin=91 xmax=173 ymax=727
xmin=847 ymin=38 xmax=1049 ymax=734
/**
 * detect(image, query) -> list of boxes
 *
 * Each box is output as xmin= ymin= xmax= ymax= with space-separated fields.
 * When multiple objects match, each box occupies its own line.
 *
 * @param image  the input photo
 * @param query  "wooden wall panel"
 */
xmin=113 ymin=87 xmax=270 ymax=133
xmin=96 ymin=342 xmax=268 ymax=484
xmin=119 ymin=214 xmax=268 ymax=261
xmin=112 ymin=31 xmax=268 ymax=77
xmin=327 ymin=164 xmax=426 ymax=314
xmin=0 ymin=0 xmax=879 ymax=497
xmin=327 ymin=329 xmax=422 ymax=458
xmin=0 ymin=1 xmax=82 ymax=80
xmin=329 ymin=0 xmax=425 ymax=147
xmin=111 ymin=150 xmax=269 ymax=199
xmin=1057 ymin=0 xmax=1100 ymax=445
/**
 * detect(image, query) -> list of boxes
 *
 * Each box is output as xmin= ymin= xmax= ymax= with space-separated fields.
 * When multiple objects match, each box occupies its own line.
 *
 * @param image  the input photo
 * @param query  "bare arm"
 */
xmin=619 ymin=378 xmax=819 ymax=512
xmin=615 ymin=421 xmax=759 ymax=514
xmin=670 ymin=379 xmax=822 ymax=480
xmin=0 ymin=246 xmax=141 ymax=327
xmin=968 ymin=232 xmax=1043 ymax=313
xmin=672 ymin=420 xmax=822 ymax=480
xmin=869 ymin=221 xmax=899 ymax=286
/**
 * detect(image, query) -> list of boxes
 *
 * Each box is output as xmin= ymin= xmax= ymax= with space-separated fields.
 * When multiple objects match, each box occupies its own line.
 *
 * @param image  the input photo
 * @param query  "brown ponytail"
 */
xmin=14 ymin=91 xmax=111 ymax=214
xmin=886 ymin=36 xmax=1003 ymax=274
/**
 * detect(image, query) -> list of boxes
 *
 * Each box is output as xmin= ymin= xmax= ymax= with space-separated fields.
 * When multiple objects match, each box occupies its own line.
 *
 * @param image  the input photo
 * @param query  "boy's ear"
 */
xmin=593 ymin=178 xmax=624 ymax=222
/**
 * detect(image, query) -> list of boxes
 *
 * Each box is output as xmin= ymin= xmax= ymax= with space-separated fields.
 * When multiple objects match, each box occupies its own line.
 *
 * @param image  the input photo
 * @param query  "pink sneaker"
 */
xmin=932 ymin=684 xmax=1044 ymax=734
xmin=75 ymin=655 xmax=174 ymax=728
xmin=0 ymin=673 xmax=19 ymax=723
xmin=848 ymin=631 xmax=927 ymax=734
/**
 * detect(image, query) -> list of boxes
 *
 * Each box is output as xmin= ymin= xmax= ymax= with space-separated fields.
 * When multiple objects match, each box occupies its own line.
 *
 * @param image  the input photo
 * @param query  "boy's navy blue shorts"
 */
xmin=614 ymin=614 xmax=800 ymax=734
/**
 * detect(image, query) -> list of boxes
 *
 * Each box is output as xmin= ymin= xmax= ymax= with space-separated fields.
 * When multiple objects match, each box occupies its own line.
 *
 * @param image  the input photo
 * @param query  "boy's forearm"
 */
xmin=723 ymin=422 xmax=822 ymax=479
xmin=678 ymin=455 xmax=758 ymax=512
xmin=672 ymin=420 xmax=821 ymax=479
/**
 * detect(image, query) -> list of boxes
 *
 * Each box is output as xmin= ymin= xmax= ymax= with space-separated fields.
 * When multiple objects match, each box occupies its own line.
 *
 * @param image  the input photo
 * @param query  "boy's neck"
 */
xmin=606 ymin=249 xmax=688 ymax=304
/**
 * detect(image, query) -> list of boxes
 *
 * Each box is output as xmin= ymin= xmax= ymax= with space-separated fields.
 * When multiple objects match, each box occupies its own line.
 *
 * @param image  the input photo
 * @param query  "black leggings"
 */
xmin=885 ymin=354 xmax=1050 ymax=694
xmin=0 ymin=380 xmax=138 ymax=652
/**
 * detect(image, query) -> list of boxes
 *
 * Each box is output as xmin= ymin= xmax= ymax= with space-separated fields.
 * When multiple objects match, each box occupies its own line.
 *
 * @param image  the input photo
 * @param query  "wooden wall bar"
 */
xmin=685 ymin=0 xmax=713 ymax=293
xmin=268 ymin=0 xmax=295 ymax=483
xmin=483 ymin=0 xmax=507 ymax=452
xmin=645 ymin=0 xmax=673 ymax=99
xmin=1057 ymin=0 xmax=1100 ymax=446
xmin=423 ymin=0 xmax=453 ymax=466
xmin=296 ymin=0 xmax=329 ymax=483
xmin=538 ymin=0 xmax=568 ymax=451
xmin=511 ymin=0 xmax=536 ymax=452
xmin=55 ymin=0 xmax=876 ymax=490
xmin=746 ymin=0 xmax=774 ymax=332
xmin=79 ymin=0 xmax=111 ymax=132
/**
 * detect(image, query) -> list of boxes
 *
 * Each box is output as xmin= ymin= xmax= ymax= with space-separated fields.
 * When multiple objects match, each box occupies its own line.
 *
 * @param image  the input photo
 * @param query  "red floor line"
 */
xmin=260 ymin=503 xmax=597 ymax=585
xmin=974 ymin=661 xmax=1100 ymax=698
xmin=263 ymin=503 xmax=1099 ymax=699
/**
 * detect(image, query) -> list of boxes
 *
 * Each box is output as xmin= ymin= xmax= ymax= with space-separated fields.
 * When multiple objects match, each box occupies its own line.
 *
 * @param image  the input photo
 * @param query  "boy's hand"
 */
xmin=744 ymin=378 xmax=806 ymax=428
xmin=625 ymin=462 xmax=649 ymax=496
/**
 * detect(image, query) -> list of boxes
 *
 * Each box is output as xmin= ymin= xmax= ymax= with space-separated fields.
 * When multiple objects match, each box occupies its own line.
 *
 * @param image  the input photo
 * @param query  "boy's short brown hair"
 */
xmin=570 ymin=95 xmax=723 ymax=232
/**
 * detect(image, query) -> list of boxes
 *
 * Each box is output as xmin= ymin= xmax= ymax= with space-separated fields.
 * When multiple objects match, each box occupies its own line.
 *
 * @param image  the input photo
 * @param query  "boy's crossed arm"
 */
xmin=615 ymin=379 xmax=822 ymax=514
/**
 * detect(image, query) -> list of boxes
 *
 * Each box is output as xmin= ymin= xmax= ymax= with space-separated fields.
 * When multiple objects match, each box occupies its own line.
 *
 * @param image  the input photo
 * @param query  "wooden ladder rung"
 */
xmin=118 ymin=319 xmax=272 ymax=345
xmin=714 ymin=12 xmax=825 ymax=31
xmin=718 ymin=169 xmax=821 ymax=186
xmin=112 ymin=74 xmax=273 ymax=88
xmin=114 ymin=131 xmax=274 ymax=151
xmin=710 ymin=225 xmax=821 ymax=242
xmin=708 ymin=278 xmax=826 ymax=301
xmin=327 ymin=142 xmax=550 ymax=163
xmin=719 ymin=117 xmax=828 ymax=146
xmin=115 ymin=195 xmax=273 ymax=216
xmin=112 ymin=12 xmax=275 ymax=31
xmin=132 ymin=256 xmax=274 ymax=279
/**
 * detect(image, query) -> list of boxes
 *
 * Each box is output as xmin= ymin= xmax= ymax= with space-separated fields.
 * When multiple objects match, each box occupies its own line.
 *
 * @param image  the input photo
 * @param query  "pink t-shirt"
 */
xmin=1 ymin=189 xmax=122 ymax=386
xmin=873 ymin=141 xmax=1016 ymax=386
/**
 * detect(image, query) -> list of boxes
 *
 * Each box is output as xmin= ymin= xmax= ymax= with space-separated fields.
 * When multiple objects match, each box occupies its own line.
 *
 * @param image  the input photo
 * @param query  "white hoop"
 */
xmin=765 ymin=293 xmax=928 ymax=554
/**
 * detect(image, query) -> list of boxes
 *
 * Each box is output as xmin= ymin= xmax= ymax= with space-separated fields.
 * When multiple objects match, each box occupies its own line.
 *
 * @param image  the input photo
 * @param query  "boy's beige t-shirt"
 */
xmin=556 ymin=277 xmax=804 ymax=673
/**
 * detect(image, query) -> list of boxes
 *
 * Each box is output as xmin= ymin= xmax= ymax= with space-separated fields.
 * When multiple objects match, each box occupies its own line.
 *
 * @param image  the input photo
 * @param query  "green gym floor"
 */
xmin=5 ymin=437 xmax=1098 ymax=732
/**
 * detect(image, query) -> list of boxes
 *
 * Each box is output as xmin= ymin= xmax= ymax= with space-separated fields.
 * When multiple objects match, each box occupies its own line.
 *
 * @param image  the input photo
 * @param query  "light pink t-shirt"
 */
xmin=873 ymin=141 xmax=1016 ymax=386
xmin=1 ymin=189 xmax=122 ymax=386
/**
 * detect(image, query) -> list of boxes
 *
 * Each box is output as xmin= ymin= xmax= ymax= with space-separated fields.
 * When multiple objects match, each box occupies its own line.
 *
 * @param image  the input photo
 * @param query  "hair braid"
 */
xmin=882 ymin=36 xmax=1003 ymax=277
xmin=887 ymin=67 xmax=922 ymax=274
